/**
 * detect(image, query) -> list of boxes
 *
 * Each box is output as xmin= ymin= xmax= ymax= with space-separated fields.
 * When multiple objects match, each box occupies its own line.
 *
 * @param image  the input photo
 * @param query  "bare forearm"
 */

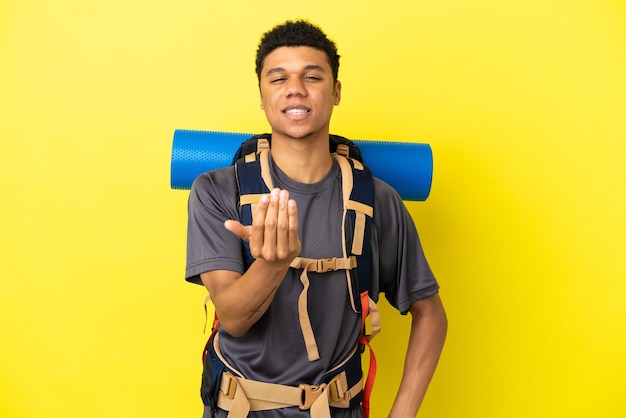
xmin=389 ymin=294 xmax=447 ymax=417
xmin=201 ymin=260 xmax=289 ymax=337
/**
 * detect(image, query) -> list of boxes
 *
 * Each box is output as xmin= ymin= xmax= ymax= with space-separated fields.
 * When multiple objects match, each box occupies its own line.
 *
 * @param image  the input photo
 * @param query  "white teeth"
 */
xmin=285 ymin=109 xmax=308 ymax=114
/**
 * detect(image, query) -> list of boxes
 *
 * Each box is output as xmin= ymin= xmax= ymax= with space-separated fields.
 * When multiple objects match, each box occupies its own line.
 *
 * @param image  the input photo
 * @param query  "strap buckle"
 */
xmin=298 ymin=383 xmax=327 ymax=410
xmin=316 ymin=258 xmax=337 ymax=272
xmin=220 ymin=372 xmax=238 ymax=400
xmin=327 ymin=373 xmax=347 ymax=403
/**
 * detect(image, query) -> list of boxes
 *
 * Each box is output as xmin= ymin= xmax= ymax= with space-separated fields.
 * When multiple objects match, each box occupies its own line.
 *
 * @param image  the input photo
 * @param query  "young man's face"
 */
xmin=259 ymin=46 xmax=341 ymax=142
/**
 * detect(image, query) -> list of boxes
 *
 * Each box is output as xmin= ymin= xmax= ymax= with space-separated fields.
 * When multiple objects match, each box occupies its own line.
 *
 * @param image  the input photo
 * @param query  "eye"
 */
xmin=303 ymin=75 xmax=322 ymax=82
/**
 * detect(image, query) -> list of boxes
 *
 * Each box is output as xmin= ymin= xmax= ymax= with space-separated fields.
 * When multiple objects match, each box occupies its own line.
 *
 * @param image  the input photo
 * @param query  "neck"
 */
xmin=270 ymin=133 xmax=333 ymax=184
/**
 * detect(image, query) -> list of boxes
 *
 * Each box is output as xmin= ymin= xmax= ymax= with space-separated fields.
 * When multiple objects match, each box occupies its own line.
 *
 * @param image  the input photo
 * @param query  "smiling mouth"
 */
xmin=283 ymin=107 xmax=311 ymax=120
xmin=284 ymin=108 xmax=310 ymax=115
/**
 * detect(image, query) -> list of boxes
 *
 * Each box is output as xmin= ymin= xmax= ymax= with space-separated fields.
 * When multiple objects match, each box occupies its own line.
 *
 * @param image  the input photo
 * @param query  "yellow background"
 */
xmin=2 ymin=0 xmax=625 ymax=417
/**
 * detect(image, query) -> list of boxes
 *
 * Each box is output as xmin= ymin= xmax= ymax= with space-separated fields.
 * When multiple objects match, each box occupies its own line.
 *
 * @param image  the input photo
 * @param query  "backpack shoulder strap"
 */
xmin=333 ymin=154 xmax=374 ymax=310
xmin=234 ymin=150 xmax=273 ymax=269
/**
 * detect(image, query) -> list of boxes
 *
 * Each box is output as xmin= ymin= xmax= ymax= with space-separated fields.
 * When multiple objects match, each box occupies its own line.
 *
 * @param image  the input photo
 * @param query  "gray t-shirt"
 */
xmin=186 ymin=155 xmax=438 ymax=417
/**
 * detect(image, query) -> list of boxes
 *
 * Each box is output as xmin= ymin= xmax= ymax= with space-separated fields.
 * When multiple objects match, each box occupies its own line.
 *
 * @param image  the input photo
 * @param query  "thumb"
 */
xmin=224 ymin=220 xmax=252 ymax=242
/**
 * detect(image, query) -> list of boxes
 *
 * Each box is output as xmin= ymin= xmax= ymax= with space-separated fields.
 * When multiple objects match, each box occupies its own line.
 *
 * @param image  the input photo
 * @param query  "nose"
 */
xmin=286 ymin=77 xmax=306 ymax=97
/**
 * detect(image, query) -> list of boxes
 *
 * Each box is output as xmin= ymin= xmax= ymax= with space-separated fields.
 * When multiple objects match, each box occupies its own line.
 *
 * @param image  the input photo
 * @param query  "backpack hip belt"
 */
xmin=212 ymin=333 xmax=363 ymax=418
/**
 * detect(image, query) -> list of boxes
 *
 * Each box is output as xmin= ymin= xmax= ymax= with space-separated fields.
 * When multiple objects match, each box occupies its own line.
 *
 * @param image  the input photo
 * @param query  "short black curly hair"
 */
xmin=255 ymin=19 xmax=340 ymax=82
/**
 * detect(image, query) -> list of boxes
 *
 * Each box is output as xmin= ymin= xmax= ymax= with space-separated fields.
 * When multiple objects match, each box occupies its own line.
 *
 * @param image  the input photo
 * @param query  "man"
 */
xmin=186 ymin=19 xmax=447 ymax=417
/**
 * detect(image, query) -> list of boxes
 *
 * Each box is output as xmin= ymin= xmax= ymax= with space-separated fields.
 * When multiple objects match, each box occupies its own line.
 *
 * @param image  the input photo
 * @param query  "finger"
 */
xmin=249 ymin=193 xmax=270 ymax=257
xmin=261 ymin=189 xmax=281 ymax=259
xmin=275 ymin=190 xmax=291 ymax=258
xmin=224 ymin=220 xmax=252 ymax=242
xmin=288 ymin=198 xmax=300 ymax=255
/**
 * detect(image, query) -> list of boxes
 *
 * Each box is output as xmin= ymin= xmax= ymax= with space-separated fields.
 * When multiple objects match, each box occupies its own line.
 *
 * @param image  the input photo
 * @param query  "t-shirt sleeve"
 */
xmin=185 ymin=167 xmax=244 ymax=285
xmin=372 ymin=178 xmax=439 ymax=314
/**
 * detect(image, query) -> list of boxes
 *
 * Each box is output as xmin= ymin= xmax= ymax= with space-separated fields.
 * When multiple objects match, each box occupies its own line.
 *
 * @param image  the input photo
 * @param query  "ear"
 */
xmin=333 ymin=80 xmax=342 ymax=105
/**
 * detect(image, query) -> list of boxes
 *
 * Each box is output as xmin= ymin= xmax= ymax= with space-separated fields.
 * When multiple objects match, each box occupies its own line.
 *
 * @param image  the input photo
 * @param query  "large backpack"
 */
xmin=203 ymin=134 xmax=380 ymax=418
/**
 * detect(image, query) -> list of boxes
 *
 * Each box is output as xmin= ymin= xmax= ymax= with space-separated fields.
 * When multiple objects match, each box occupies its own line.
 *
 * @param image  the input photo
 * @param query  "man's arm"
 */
xmin=389 ymin=293 xmax=447 ymax=417
xmin=201 ymin=188 xmax=300 ymax=337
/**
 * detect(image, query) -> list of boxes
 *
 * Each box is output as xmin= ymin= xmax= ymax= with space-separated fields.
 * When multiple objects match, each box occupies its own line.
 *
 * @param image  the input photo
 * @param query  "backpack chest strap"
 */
xmin=290 ymin=256 xmax=357 ymax=272
xmin=290 ymin=256 xmax=358 ymax=361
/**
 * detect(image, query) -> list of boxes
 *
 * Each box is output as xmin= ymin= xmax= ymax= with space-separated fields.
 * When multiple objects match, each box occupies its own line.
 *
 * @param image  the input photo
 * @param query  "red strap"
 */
xmin=359 ymin=291 xmax=376 ymax=418
xmin=201 ymin=313 xmax=219 ymax=364
xmin=359 ymin=334 xmax=377 ymax=418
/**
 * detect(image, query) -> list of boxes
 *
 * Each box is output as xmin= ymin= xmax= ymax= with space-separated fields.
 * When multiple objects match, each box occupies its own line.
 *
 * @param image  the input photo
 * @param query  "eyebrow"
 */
xmin=265 ymin=65 xmax=326 ymax=77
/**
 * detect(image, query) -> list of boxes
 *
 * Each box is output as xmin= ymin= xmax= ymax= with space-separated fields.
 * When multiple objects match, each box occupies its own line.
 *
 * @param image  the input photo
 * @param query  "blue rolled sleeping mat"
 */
xmin=170 ymin=129 xmax=433 ymax=201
